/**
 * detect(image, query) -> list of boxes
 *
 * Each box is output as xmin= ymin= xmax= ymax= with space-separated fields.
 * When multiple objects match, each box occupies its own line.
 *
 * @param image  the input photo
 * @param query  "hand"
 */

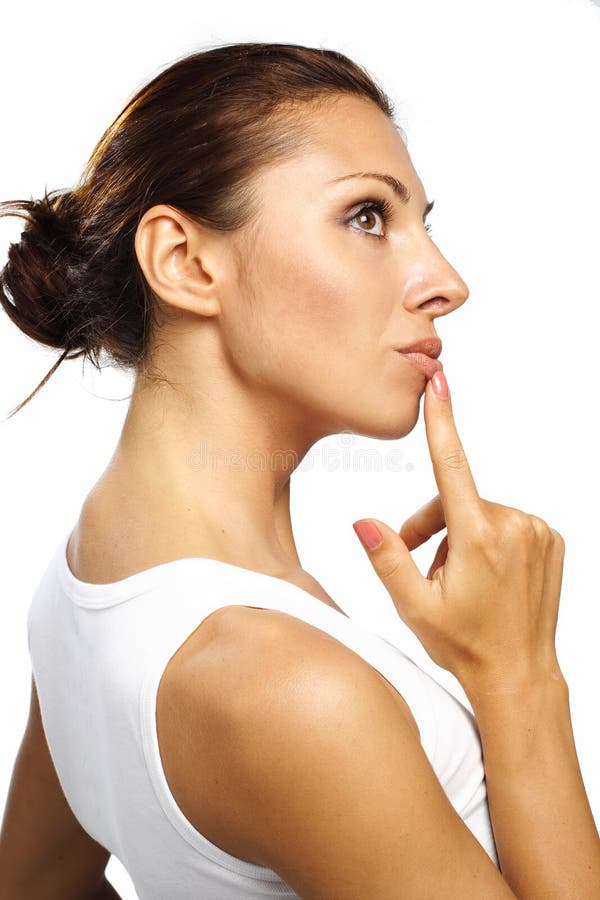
xmin=353 ymin=373 xmax=566 ymax=696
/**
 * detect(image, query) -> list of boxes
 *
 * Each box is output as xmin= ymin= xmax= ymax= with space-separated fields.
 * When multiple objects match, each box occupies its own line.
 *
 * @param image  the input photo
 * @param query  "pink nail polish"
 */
xmin=431 ymin=370 xmax=449 ymax=399
xmin=353 ymin=520 xmax=383 ymax=551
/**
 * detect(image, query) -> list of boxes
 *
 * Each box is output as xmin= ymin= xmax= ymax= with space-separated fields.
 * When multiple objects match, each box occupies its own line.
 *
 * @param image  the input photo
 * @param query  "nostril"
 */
xmin=420 ymin=298 xmax=449 ymax=311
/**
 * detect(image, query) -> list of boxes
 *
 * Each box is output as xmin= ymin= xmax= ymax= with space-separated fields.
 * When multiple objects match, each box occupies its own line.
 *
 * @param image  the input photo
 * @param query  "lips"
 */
xmin=398 ymin=352 xmax=443 ymax=379
xmin=396 ymin=337 xmax=442 ymax=359
xmin=395 ymin=337 xmax=443 ymax=379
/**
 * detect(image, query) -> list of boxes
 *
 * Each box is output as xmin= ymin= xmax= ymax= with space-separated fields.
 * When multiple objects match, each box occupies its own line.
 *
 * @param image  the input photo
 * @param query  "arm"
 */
xmin=190 ymin=606 xmax=516 ymax=898
xmin=352 ymin=373 xmax=600 ymax=897
xmin=0 ymin=675 xmax=114 ymax=900
xmin=463 ymin=670 xmax=600 ymax=899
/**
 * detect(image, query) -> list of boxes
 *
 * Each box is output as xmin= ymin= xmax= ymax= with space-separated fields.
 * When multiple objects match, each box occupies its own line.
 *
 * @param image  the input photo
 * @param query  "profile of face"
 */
xmin=140 ymin=93 xmax=469 ymax=444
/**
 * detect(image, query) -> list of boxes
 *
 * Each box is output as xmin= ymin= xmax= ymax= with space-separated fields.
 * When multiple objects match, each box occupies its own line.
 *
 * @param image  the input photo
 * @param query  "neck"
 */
xmin=102 ymin=366 xmax=325 ymax=576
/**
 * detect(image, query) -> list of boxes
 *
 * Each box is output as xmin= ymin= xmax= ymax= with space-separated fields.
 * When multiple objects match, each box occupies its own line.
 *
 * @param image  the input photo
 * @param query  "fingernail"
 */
xmin=353 ymin=520 xmax=383 ymax=550
xmin=431 ymin=370 xmax=449 ymax=399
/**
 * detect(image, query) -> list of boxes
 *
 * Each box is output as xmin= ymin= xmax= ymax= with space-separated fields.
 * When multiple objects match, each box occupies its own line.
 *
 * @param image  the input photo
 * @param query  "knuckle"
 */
xmin=503 ymin=507 xmax=533 ymax=534
xmin=399 ymin=520 xmax=418 ymax=540
xmin=376 ymin=553 xmax=404 ymax=581
xmin=469 ymin=514 xmax=497 ymax=546
xmin=473 ymin=501 xmax=560 ymax=552
xmin=477 ymin=498 xmax=501 ymax=522
xmin=528 ymin=514 xmax=552 ymax=542
xmin=439 ymin=444 xmax=468 ymax=470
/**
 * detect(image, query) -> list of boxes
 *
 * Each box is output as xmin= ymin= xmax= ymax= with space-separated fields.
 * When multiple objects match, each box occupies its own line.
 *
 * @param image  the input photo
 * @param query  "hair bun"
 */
xmin=20 ymin=229 xmax=53 ymax=251
xmin=3 ymin=41 xmax=394 ymax=418
xmin=0 ymin=190 xmax=90 ymax=417
xmin=1 ymin=190 xmax=85 ymax=354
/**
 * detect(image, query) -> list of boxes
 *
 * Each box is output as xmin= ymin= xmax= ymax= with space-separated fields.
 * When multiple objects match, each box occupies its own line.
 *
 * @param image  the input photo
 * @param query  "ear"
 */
xmin=134 ymin=204 xmax=221 ymax=317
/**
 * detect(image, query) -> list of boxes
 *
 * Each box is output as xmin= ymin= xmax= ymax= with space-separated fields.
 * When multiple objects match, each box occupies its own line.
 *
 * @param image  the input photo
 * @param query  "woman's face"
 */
xmin=222 ymin=93 xmax=470 ymax=440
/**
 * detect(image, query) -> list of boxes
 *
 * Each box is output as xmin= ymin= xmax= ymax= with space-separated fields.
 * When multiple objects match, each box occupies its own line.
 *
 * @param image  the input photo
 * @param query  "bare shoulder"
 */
xmin=157 ymin=604 xmax=514 ymax=897
xmin=156 ymin=604 xmax=399 ymax=859
xmin=182 ymin=603 xmax=417 ymax=728
xmin=193 ymin=602 xmax=359 ymax=690
xmin=161 ymin=603 xmax=381 ymax=733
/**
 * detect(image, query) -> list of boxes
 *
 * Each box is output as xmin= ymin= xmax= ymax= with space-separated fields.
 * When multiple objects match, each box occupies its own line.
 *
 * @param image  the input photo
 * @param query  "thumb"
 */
xmin=352 ymin=518 xmax=429 ymax=620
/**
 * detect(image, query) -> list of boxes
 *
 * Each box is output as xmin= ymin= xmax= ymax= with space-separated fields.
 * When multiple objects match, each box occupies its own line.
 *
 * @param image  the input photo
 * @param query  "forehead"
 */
xmin=259 ymin=94 xmax=427 ymax=206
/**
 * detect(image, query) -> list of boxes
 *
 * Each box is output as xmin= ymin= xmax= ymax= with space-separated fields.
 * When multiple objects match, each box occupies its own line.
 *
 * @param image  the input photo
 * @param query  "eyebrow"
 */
xmin=328 ymin=171 xmax=435 ymax=219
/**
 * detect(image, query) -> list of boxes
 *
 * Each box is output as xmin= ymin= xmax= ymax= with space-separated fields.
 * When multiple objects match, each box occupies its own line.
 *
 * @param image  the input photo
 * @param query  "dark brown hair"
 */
xmin=0 ymin=41 xmax=396 ymax=418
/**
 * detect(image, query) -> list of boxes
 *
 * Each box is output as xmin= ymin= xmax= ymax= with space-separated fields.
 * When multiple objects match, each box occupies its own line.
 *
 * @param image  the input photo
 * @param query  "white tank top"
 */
xmin=27 ymin=527 xmax=499 ymax=898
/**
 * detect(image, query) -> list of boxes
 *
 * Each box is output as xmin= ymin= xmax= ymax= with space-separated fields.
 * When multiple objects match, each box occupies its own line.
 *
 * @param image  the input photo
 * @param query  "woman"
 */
xmin=0 ymin=41 xmax=598 ymax=899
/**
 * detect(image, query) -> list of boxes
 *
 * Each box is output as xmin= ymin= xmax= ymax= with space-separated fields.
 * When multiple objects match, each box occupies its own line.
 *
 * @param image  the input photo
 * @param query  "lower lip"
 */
xmin=397 ymin=352 xmax=443 ymax=379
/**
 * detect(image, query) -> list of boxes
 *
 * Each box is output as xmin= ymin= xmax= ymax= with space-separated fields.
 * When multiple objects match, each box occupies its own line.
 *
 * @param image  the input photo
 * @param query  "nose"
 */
xmin=404 ymin=248 xmax=470 ymax=319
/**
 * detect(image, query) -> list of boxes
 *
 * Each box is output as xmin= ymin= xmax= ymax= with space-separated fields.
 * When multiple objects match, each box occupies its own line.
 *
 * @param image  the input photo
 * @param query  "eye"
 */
xmin=347 ymin=196 xmax=434 ymax=240
xmin=348 ymin=198 xmax=392 ymax=239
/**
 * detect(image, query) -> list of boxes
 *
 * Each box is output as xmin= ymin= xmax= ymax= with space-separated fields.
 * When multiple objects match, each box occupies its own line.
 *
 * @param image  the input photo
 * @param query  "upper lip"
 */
xmin=396 ymin=337 xmax=442 ymax=359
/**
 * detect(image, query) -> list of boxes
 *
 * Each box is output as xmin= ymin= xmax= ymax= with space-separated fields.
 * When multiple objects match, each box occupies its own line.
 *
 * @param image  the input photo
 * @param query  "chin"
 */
xmin=347 ymin=394 xmax=422 ymax=442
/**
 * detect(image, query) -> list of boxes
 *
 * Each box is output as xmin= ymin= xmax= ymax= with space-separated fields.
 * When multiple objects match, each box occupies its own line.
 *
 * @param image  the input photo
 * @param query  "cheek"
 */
xmin=259 ymin=232 xmax=374 ymax=354
xmin=230 ymin=224 xmax=395 ymax=410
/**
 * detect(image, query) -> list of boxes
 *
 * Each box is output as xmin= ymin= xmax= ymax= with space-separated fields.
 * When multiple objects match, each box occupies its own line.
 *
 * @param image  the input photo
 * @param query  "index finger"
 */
xmin=423 ymin=373 xmax=480 ymax=533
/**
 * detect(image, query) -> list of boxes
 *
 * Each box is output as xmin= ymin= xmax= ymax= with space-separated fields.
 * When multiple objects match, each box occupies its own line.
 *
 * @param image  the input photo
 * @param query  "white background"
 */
xmin=1 ymin=0 xmax=599 ymax=895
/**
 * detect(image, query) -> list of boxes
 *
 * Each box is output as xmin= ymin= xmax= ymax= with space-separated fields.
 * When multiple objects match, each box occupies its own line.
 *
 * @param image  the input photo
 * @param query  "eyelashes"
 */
xmin=347 ymin=195 xmax=433 ymax=240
